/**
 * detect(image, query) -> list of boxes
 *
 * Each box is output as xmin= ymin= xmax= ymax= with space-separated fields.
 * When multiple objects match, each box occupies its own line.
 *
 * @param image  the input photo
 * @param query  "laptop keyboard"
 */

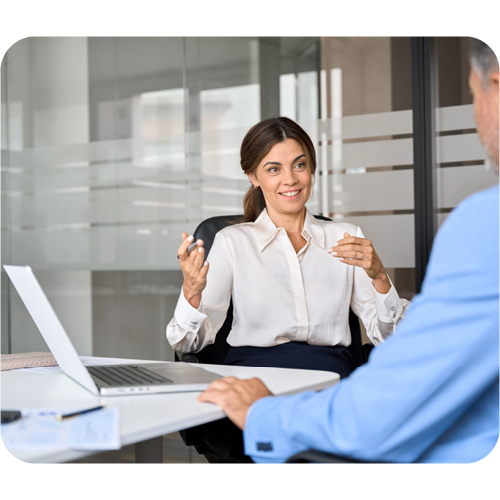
xmin=88 ymin=365 xmax=173 ymax=387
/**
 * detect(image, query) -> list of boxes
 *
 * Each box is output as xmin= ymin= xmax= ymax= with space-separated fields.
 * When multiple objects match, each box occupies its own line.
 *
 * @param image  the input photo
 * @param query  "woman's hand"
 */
xmin=328 ymin=232 xmax=391 ymax=294
xmin=197 ymin=377 xmax=273 ymax=430
xmin=178 ymin=232 xmax=209 ymax=308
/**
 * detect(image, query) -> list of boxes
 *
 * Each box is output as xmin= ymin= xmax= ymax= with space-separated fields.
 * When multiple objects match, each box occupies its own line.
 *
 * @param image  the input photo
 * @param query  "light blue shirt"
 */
xmin=244 ymin=185 xmax=499 ymax=463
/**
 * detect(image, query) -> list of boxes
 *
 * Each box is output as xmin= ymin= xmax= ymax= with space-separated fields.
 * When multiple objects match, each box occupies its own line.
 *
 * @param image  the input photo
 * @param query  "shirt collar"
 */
xmin=253 ymin=208 xmax=325 ymax=252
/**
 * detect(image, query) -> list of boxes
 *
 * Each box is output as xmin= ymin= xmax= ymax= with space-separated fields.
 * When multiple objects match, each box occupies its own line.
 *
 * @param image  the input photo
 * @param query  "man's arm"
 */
xmin=199 ymin=188 xmax=500 ymax=463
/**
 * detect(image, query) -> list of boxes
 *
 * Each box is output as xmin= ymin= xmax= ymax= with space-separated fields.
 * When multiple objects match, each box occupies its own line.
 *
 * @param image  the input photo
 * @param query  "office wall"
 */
xmin=1 ymin=37 xmax=321 ymax=359
xmin=2 ymin=37 xmax=93 ymax=354
xmin=2 ymin=37 xmax=495 ymax=357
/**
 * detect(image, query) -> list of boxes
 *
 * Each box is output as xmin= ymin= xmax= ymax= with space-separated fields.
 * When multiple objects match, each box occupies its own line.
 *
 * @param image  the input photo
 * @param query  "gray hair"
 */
xmin=469 ymin=38 xmax=499 ymax=86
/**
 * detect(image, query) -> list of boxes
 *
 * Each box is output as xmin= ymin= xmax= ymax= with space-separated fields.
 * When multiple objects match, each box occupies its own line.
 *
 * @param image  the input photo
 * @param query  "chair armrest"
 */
xmin=286 ymin=449 xmax=377 ymax=463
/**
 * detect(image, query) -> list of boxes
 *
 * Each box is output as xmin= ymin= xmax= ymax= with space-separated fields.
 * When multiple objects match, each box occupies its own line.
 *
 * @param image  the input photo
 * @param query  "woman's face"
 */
xmin=249 ymin=139 xmax=312 ymax=220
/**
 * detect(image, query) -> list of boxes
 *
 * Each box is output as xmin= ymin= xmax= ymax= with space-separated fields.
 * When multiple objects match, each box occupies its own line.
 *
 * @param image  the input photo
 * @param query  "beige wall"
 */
xmin=321 ymin=37 xmax=393 ymax=117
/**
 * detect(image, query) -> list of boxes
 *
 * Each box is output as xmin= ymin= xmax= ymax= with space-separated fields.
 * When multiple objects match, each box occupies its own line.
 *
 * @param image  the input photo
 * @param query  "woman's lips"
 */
xmin=279 ymin=189 xmax=302 ymax=200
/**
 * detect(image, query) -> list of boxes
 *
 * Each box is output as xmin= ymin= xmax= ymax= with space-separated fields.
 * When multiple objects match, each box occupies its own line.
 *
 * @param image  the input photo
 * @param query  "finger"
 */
xmin=200 ymin=260 xmax=210 ymax=278
xmin=191 ymin=241 xmax=205 ymax=268
xmin=198 ymin=387 xmax=227 ymax=404
xmin=197 ymin=378 xmax=240 ymax=402
xmin=333 ymin=250 xmax=365 ymax=260
xmin=332 ymin=237 xmax=367 ymax=249
xmin=338 ymin=257 xmax=367 ymax=268
xmin=178 ymin=233 xmax=195 ymax=259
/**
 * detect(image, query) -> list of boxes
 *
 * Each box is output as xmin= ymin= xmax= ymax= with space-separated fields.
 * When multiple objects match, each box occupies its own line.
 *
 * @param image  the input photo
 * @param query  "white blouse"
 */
xmin=167 ymin=208 xmax=410 ymax=354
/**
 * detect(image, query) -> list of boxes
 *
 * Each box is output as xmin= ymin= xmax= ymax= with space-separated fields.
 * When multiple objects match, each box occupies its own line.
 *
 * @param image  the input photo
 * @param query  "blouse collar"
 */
xmin=252 ymin=208 xmax=326 ymax=252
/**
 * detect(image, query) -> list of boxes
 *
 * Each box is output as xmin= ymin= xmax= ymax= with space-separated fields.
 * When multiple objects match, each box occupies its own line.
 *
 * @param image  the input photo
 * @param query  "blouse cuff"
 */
xmin=174 ymin=288 xmax=207 ymax=333
xmin=372 ymin=277 xmax=403 ymax=324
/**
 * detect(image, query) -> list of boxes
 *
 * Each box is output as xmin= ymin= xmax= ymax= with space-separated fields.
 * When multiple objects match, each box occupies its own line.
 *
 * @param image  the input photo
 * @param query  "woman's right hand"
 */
xmin=178 ymin=232 xmax=209 ymax=309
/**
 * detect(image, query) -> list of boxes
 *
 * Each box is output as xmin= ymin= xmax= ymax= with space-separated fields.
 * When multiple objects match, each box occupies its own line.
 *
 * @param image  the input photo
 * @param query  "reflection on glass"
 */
xmin=3 ymin=37 xmax=486 ymax=358
xmin=433 ymin=38 xmax=498 ymax=229
xmin=320 ymin=37 xmax=415 ymax=314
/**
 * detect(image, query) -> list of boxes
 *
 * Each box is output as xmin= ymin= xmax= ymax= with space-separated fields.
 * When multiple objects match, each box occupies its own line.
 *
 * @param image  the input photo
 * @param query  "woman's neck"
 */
xmin=267 ymin=207 xmax=306 ymax=236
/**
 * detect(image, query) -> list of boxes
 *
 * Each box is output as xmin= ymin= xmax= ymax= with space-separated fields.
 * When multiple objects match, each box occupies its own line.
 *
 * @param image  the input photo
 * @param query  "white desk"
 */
xmin=1 ymin=360 xmax=340 ymax=463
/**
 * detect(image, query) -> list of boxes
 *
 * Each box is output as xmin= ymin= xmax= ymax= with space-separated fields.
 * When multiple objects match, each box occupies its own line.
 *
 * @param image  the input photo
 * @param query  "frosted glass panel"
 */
xmin=342 ymin=214 xmax=415 ymax=268
xmin=341 ymin=110 xmax=413 ymax=140
xmin=437 ymin=133 xmax=486 ymax=163
xmin=437 ymin=165 xmax=498 ymax=208
xmin=435 ymin=104 xmax=493 ymax=230
xmin=319 ymin=37 xmax=415 ymax=285
xmin=342 ymin=138 xmax=413 ymax=170
xmin=200 ymin=84 xmax=260 ymax=131
xmin=331 ymin=169 xmax=414 ymax=213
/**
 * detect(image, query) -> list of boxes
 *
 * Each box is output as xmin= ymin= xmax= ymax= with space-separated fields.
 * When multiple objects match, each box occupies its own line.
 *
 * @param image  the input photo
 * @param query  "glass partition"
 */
xmin=434 ymin=37 xmax=498 ymax=229
xmin=318 ymin=38 xmax=415 ymax=320
xmin=0 ymin=52 xmax=10 ymax=354
xmin=2 ymin=36 xmax=488 ymax=357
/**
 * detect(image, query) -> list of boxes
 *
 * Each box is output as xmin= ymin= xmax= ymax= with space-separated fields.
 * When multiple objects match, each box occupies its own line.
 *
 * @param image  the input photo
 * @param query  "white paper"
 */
xmin=1 ymin=407 xmax=120 ymax=451
xmin=67 ymin=407 xmax=120 ymax=450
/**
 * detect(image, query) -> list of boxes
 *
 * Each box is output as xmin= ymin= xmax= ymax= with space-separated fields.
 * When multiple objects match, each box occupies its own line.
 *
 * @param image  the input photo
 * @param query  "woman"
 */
xmin=168 ymin=117 xmax=410 ymax=379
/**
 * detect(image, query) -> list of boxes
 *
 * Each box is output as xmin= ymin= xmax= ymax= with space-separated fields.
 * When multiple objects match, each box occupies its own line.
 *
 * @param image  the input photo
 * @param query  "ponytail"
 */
xmin=240 ymin=185 xmax=266 ymax=223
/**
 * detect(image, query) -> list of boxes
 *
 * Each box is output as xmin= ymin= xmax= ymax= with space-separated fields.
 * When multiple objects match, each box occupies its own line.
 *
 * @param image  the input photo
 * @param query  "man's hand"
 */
xmin=197 ymin=377 xmax=273 ymax=430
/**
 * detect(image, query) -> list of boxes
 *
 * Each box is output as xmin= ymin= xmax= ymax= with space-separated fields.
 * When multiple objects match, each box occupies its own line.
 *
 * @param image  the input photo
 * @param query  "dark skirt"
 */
xmin=224 ymin=341 xmax=356 ymax=379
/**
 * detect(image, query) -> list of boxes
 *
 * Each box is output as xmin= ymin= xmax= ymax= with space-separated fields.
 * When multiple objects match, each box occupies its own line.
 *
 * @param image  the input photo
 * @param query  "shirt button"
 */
xmin=393 ymin=313 xmax=396 ymax=319
xmin=391 ymin=306 xmax=395 ymax=311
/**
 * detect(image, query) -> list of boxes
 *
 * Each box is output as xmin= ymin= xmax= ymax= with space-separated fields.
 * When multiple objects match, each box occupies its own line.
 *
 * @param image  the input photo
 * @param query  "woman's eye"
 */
xmin=294 ymin=163 xmax=306 ymax=170
xmin=268 ymin=167 xmax=280 ymax=173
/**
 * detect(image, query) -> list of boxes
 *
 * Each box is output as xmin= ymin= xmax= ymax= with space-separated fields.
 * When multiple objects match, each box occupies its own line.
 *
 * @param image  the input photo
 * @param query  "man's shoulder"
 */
xmin=433 ymin=185 xmax=500 ymax=263
xmin=453 ymin=184 xmax=499 ymax=217
xmin=441 ymin=185 xmax=498 ymax=235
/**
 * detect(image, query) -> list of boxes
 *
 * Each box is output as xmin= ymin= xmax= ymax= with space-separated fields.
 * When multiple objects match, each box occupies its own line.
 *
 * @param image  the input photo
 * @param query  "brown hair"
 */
xmin=237 ymin=117 xmax=317 ymax=223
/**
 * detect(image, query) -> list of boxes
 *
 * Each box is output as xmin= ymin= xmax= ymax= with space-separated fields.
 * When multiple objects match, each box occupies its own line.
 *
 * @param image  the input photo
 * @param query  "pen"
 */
xmin=56 ymin=405 xmax=104 ymax=421
xmin=177 ymin=242 xmax=197 ymax=259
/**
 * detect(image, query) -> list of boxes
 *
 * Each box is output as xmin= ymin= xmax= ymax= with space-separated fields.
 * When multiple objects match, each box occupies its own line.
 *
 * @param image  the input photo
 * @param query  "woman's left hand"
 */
xmin=328 ymin=232 xmax=391 ymax=294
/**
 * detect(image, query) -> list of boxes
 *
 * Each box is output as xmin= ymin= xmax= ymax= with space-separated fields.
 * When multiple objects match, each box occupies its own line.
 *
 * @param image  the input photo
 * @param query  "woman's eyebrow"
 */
xmin=262 ymin=154 xmax=306 ymax=168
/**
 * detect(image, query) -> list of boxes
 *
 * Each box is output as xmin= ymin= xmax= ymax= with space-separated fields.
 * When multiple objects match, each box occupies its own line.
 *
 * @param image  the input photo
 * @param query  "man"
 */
xmin=198 ymin=38 xmax=499 ymax=463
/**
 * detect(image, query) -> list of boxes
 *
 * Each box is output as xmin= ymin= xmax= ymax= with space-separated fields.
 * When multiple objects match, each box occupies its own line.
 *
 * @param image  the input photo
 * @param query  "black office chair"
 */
xmin=174 ymin=215 xmax=375 ymax=460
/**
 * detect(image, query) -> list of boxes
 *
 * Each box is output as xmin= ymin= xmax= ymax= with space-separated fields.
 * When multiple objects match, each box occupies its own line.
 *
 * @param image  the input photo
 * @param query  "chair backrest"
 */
xmin=176 ymin=214 xmax=363 ymax=367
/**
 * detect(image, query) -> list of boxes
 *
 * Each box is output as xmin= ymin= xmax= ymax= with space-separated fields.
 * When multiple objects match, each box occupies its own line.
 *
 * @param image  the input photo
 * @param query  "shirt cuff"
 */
xmin=173 ymin=290 xmax=207 ymax=333
xmin=372 ymin=277 xmax=403 ymax=324
xmin=243 ymin=395 xmax=305 ymax=463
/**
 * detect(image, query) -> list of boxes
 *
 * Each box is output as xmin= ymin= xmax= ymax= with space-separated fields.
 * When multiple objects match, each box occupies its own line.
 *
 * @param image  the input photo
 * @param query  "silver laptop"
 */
xmin=4 ymin=265 xmax=220 ymax=396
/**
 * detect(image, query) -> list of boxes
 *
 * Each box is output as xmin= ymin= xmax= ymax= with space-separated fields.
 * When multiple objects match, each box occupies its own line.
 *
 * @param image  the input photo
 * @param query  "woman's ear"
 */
xmin=248 ymin=172 xmax=259 ymax=188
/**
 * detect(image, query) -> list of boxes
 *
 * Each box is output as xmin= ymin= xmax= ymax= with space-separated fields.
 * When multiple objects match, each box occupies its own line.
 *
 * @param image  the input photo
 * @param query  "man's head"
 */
xmin=469 ymin=38 xmax=499 ymax=173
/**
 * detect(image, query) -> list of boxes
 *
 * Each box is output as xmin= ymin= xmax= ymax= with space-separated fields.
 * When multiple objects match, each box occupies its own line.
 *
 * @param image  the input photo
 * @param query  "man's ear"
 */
xmin=490 ymin=71 xmax=499 ymax=107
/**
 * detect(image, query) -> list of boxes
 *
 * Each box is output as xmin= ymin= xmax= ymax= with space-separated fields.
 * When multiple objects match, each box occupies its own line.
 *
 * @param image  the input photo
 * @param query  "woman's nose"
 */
xmin=283 ymin=168 xmax=298 ymax=184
